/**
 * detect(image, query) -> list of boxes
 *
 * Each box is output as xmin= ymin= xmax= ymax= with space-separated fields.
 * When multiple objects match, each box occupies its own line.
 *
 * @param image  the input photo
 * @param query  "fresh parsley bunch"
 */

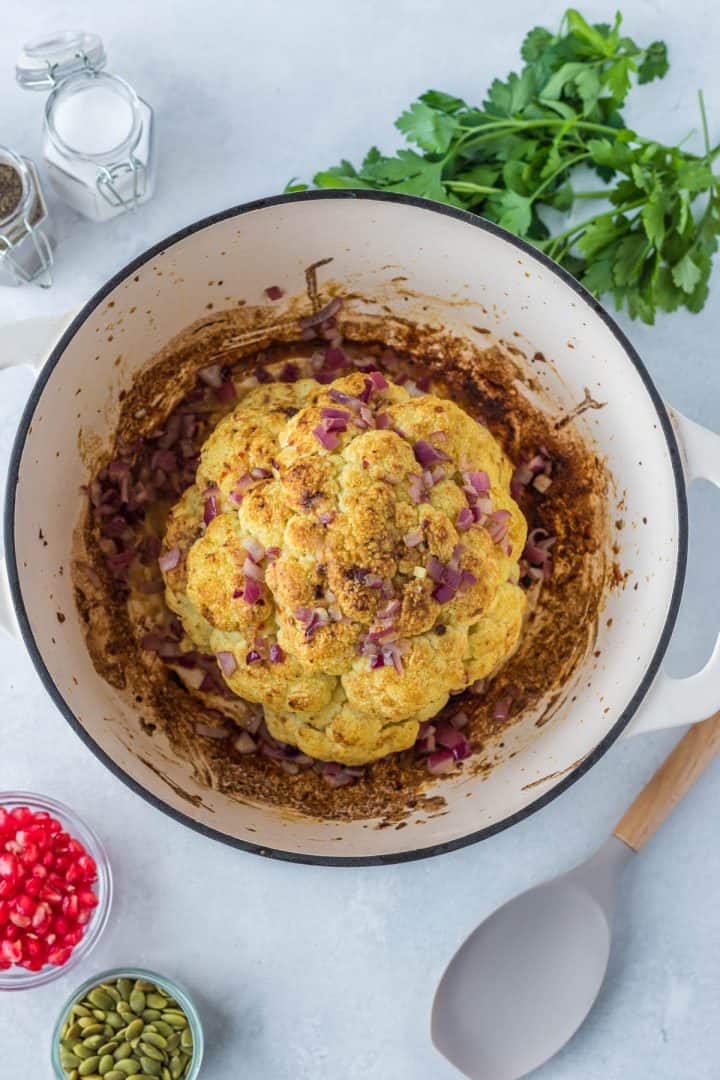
xmin=291 ymin=9 xmax=719 ymax=323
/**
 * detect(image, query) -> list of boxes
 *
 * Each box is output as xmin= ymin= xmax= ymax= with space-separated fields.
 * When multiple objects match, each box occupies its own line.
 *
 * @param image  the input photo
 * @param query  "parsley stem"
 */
xmin=444 ymin=181 xmax=502 ymax=195
xmin=528 ymin=151 xmax=590 ymax=203
xmin=573 ymin=188 xmax=615 ymax=199
xmin=538 ymin=198 xmax=646 ymax=256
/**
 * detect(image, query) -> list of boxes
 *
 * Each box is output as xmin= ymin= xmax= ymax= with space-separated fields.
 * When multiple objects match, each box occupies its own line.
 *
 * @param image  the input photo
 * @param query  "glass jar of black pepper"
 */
xmin=0 ymin=146 xmax=54 ymax=287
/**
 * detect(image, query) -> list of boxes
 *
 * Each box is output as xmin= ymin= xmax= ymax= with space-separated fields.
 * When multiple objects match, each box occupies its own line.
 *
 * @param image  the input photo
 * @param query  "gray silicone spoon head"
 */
xmin=431 ymin=836 xmax=633 ymax=1080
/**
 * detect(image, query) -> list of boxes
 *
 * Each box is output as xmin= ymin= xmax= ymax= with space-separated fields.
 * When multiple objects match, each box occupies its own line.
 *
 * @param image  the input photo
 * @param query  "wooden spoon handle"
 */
xmin=614 ymin=710 xmax=720 ymax=852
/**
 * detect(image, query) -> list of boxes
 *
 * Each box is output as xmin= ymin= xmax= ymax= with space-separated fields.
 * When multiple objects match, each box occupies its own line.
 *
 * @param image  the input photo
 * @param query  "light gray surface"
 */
xmin=0 ymin=1 xmax=719 ymax=1077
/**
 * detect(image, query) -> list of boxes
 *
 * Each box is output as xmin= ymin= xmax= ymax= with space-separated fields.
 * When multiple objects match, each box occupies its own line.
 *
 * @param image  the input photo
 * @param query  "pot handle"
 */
xmin=623 ymin=407 xmax=720 ymax=738
xmin=0 ymin=311 xmax=76 ymax=637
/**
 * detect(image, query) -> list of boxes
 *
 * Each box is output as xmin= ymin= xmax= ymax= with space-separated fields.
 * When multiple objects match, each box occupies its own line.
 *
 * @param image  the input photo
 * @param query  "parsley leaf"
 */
xmin=395 ymin=103 xmax=458 ymax=154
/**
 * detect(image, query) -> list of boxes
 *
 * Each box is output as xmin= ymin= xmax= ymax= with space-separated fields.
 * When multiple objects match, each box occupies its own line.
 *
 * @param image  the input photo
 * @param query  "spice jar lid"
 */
xmin=16 ymin=30 xmax=106 ymax=90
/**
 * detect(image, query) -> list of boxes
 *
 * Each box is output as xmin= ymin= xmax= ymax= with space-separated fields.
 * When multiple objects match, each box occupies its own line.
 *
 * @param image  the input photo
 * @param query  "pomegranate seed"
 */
xmin=53 ymin=915 xmax=72 ymax=935
xmin=54 ymin=854 xmax=70 ymax=872
xmin=24 ymin=878 xmax=41 ymax=898
xmin=47 ymin=945 xmax=72 ymax=966
xmin=14 ymin=893 xmax=35 ymax=917
xmin=0 ymin=853 xmax=19 ymax=879
xmin=63 ymin=927 xmax=84 ymax=946
xmin=9 ymin=911 xmax=31 ymax=929
xmin=39 ymin=884 xmax=62 ymax=904
xmin=9 ymin=807 xmax=32 ymax=827
xmin=77 ymin=855 xmax=97 ymax=879
xmin=4 ymin=922 xmax=19 ymax=940
xmin=76 ymin=908 xmax=92 ymax=926
xmin=19 ymin=843 xmax=39 ymax=866
xmin=31 ymin=864 xmax=48 ymax=880
xmin=41 ymin=851 xmax=54 ymax=867
xmin=65 ymin=862 xmax=83 ymax=884
xmin=62 ymin=894 xmax=79 ymax=919
xmin=0 ymin=939 xmax=22 ymax=964
xmin=32 ymin=902 xmax=51 ymax=930
xmin=20 ymin=957 xmax=44 ymax=971
xmin=0 ymin=901 xmax=7 ymax=925
xmin=24 ymin=936 xmax=48 ymax=961
xmin=0 ymin=808 xmax=10 ymax=831
xmin=0 ymin=879 xmax=17 ymax=901
xmin=78 ymin=889 xmax=99 ymax=910
xmin=67 ymin=839 xmax=84 ymax=855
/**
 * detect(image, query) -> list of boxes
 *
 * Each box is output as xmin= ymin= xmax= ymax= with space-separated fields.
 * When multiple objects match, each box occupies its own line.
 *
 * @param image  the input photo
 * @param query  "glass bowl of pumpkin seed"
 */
xmin=51 ymin=967 xmax=204 ymax=1080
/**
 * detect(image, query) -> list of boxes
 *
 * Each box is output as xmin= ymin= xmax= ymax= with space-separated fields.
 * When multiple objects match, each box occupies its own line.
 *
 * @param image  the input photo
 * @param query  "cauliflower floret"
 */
xmin=159 ymin=371 xmax=527 ymax=764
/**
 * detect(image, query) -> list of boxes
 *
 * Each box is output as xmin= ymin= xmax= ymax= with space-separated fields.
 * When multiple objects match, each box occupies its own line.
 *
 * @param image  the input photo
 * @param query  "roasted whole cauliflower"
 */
xmin=159 ymin=370 xmax=528 ymax=765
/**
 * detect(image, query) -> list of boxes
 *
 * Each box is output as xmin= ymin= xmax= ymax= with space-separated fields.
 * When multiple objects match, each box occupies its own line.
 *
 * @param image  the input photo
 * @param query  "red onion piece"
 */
xmin=234 ymin=731 xmax=258 ymax=754
xmin=204 ymin=494 xmax=218 ymax=526
xmin=269 ymin=643 xmax=285 ymax=663
xmin=427 ymin=749 xmax=457 ymax=775
xmin=265 ymin=546 xmax=281 ymax=561
xmin=459 ymin=569 xmax=477 ymax=592
xmin=216 ymin=380 xmax=237 ymax=404
xmin=432 ymin=582 xmax=456 ymax=604
xmin=493 ymin=696 xmax=512 ymax=722
xmin=158 ymin=547 xmax=180 ymax=572
xmin=404 ymin=528 xmax=423 ymax=547
xmin=451 ymin=710 xmax=470 ymax=729
xmin=313 ymin=425 xmax=340 ymax=451
xmin=413 ymin=440 xmax=450 ymax=467
xmin=242 ymin=537 xmax=265 ymax=563
xmin=456 ymin=507 xmax=474 ymax=532
xmin=198 ymin=364 xmax=224 ymax=389
xmin=375 ymin=412 xmax=392 ymax=430
xmin=321 ymin=406 xmax=350 ymax=420
xmin=427 ymin=556 xmax=445 ymax=583
xmin=318 ymin=511 xmax=335 ymax=525
xmin=368 ymin=370 xmax=388 ymax=390
xmin=243 ymin=578 xmax=262 ymax=605
xmin=377 ymin=598 xmax=401 ymax=620
xmin=243 ymin=557 xmax=264 ymax=582
xmin=324 ymin=346 xmax=347 ymax=370
xmin=265 ymin=285 xmax=284 ymax=300
xmin=217 ymin=651 xmax=237 ymax=676
xmin=246 ymin=649 xmax=263 ymax=664
xmin=250 ymin=467 xmax=272 ymax=480
xmin=408 ymin=475 xmax=425 ymax=504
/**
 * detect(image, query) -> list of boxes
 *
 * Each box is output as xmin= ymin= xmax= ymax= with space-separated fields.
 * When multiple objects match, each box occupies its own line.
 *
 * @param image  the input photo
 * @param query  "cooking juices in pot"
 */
xmin=75 ymin=297 xmax=610 ymax=822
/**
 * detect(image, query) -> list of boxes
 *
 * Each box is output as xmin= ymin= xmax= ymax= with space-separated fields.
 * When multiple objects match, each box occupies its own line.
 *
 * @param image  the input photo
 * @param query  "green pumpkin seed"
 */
xmin=61 ymin=1051 xmax=82 ymax=1069
xmin=73 ymin=1004 xmax=92 ymax=1018
xmin=68 ymin=1071 xmax=80 ymax=1080
xmin=117 ymin=1002 xmax=134 ymax=1018
xmin=89 ymin=989 xmax=115 ymax=1011
xmin=134 ymin=979 xmax=156 ymax=992
xmin=162 ymin=1070 xmax=172 ymax=1080
xmin=83 ymin=1034 xmax=106 ymax=1050
xmin=145 ymin=994 xmax=169 ymax=1010
xmin=104 ymin=1073 xmax=126 ymax=1080
xmin=141 ymin=1032 xmax=167 ymax=1051
xmin=140 ymin=1059 xmax=162 ymax=1078
xmin=78 ymin=1058 xmax=101 ymax=1076
xmin=150 ymin=1021 xmax=173 ymax=1039
xmin=162 ymin=1033 xmax=178 ymax=1053
xmin=179 ymin=1028 xmax=192 ymax=1051
xmin=65 ymin=1021 xmax=83 ymax=1041
xmin=139 ymin=1043 xmax=164 ymax=1062
xmin=98 ymin=1041 xmax=119 ymax=1055
xmin=78 ymin=1017 xmax=96 ymax=1030
xmin=74 ymin=1044 xmax=95 ymax=1060
xmin=105 ymin=1012 xmax=124 ymax=1030
xmin=142 ymin=1009 xmax=161 ymax=1022
xmin=113 ymin=1041 xmax=133 ymax=1060
xmin=114 ymin=1061 xmax=142 ymax=1077
xmin=161 ymin=1012 xmax=187 ymax=1029
xmin=129 ymin=990 xmax=146 ymax=1015
xmin=103 ymin=985 xmax=123 ymax=1004
xmin=169 ymin=1057 xmax=184 ymax=1080
xmin=117 ymin=978 xmax=133 ymax=1001
xmin=98 ymin=1054 xmax=116 ymax=1075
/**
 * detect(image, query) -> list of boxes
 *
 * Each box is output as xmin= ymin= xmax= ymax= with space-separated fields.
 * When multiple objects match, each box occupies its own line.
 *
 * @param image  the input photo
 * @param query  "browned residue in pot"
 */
xmin=74 ymin=282 xmax=611 ymax=824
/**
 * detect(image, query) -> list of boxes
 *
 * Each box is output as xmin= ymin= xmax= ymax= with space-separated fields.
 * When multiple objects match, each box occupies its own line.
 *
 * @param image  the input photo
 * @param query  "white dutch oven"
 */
xmin=3 ymin=192 xmax=720 ymax=864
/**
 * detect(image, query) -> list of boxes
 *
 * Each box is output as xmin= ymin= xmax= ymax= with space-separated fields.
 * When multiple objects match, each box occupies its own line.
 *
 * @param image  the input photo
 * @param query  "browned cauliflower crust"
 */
xmin=160 ymin=372 xmax=527 ymax=765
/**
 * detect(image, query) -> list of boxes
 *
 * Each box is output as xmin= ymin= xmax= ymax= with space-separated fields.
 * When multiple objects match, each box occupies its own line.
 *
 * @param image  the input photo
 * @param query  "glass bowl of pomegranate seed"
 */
xmin=0 ymin=792 xmax=112 ymax=990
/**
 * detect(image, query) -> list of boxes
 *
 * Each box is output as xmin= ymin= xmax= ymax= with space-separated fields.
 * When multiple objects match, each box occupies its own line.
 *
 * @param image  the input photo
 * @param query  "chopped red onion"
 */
xmin=265 ymin=285 xmax=284 ymax=300
xmin=427 ymin=556 xmax=445 ymax=583
xmin=158 ymin=547 xmax=180 ymax=572
xmin=198 ymin=364 xmax=224 ymax=389
xmin=242 ymin=537 xmax=265 ymax=563
xmin=313 ymin=425 xmax=340 ymax=450
xmin=486 ymin=509 xmax=511 ymax=544
xmin=269 ymin=643 xmax=285 ymax=663
xmin=243 ymin=578 xmax=262 ymax=605
xmin=377 ymin=598 xmax=401 ymax=620
xmin=408 ymin=474 xmax=425 ymax=504
xmin=456 ymin=507 xmax=474 ymax=532
xmin=321 ymin=406 xmax=350 ymax=420
xmin=216 ymin=379 xmax=237 ymax=404
xmin=234 ymin=731 xmax=258 ymax=753
xmin=318 ymin=510 xmax=335 ymax=525
xmin=414 ymin=440 xmax=450 ymax=467
xmin=427 ymin=749 xmax=457 ymax=775
xmin=432 ymin=583 xmax=456 ymax=604
xmin=368 ymin=370 xmax=388 ymax=391
xmin=450 ymin=710 xmax=470 ymax=729
xmin=364 ymin=573 xmax=383 ymax=589
xmin=204 ymin=494 xmax=218 ymax=525
xmin=324 ymin=346 xmax=348 ymax=369
xmin=404 ymin=528 xmax=423 ymax=547
xmin=246 ymin=649 xmax=263 ymax=664
xmin=493 ymin=696 xmax=512 ymax=722
xmin=459 ymin=569 xmax=477 ymax=592
xmin=376 ymin=412 xmax=392 ymax=429
xmin=243 ymin=557 xmax=264 ymax=582
xmin=250 ymin=466 xmax=272 ymax=480
xmin=383 ymin=641 xmax=405 ymax=674
xmin=265 ymin=546 xmax=281 ymax=560
xmin=217 ymin=651 xmax=237 ymax=676
xmin=467 ymin=470 xmax=490 ymax=494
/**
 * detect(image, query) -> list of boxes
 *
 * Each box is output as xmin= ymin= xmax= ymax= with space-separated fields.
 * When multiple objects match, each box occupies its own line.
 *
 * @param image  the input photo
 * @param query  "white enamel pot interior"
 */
xmin=5 ymin=192 xmax=720 ymax=865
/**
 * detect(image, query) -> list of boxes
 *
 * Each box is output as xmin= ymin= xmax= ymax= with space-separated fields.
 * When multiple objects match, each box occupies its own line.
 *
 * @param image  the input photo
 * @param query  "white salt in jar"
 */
xmin=16 ymin=31 xmax=155 ymax=222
